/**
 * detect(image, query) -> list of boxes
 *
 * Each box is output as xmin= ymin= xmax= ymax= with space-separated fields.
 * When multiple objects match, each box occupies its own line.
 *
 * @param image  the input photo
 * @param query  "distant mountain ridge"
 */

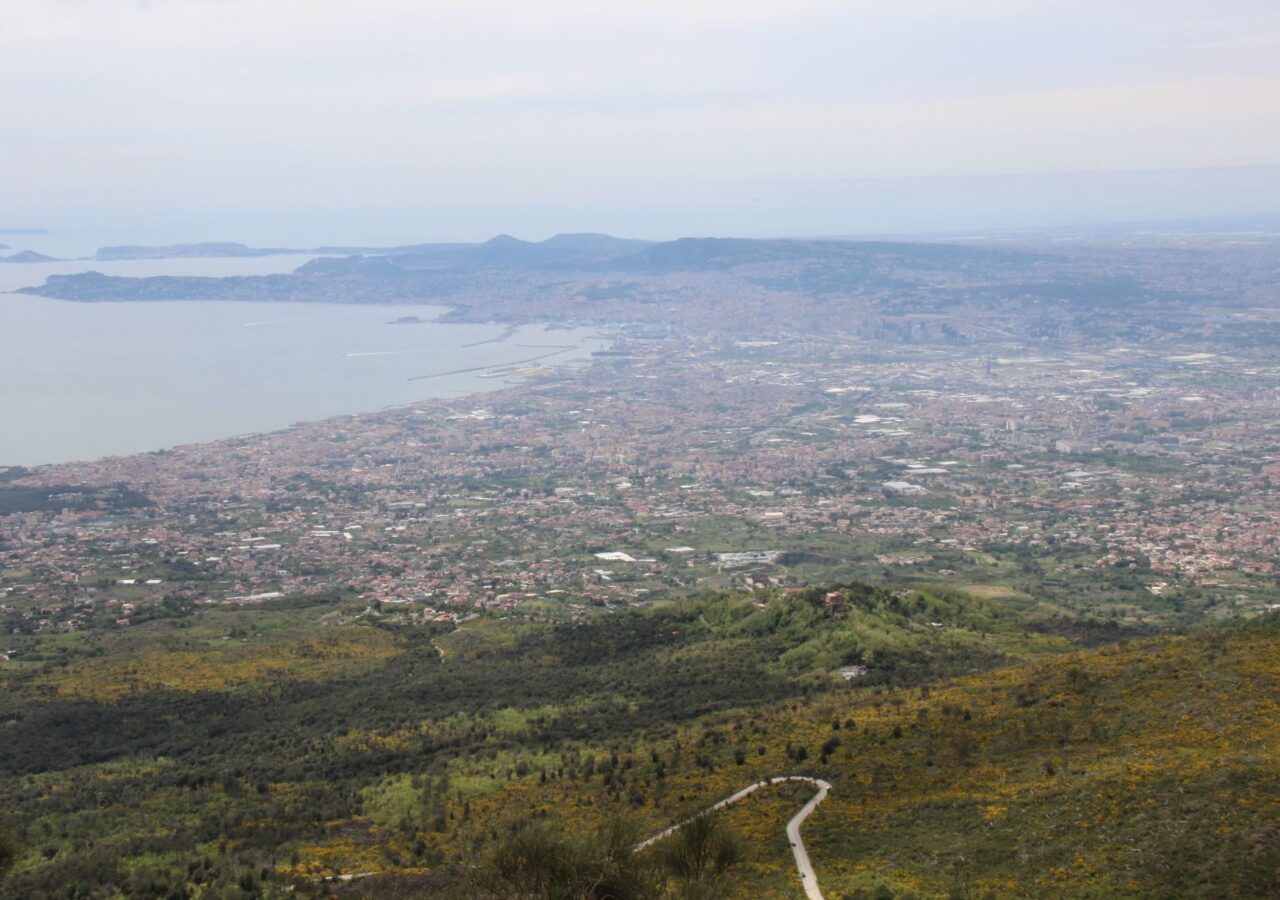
xmin=92 ymin=232 xmax=656 ymax=262
xmin=18 ymin=231 xmax=1214 ymax=342
xmin=80 ymin=232 xmax=1027 ymax=271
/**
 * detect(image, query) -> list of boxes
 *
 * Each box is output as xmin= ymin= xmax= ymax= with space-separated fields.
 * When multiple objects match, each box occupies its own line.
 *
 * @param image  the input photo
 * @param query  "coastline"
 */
xmin=0 ymin=294 xmax=614 ymax=469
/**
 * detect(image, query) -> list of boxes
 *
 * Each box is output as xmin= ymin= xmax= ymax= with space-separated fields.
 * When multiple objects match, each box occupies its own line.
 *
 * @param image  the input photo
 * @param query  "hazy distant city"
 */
xmin=6 ymin=226 xmax=1280 ymax=637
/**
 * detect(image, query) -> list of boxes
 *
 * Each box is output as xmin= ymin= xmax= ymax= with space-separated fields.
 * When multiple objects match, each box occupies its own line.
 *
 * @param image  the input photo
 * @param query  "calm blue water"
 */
xmin=0 ymin=258 xmax=608 ymax=466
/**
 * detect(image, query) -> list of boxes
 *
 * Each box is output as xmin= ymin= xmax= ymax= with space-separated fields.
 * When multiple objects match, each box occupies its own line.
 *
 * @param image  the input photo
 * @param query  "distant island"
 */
xmin=95 ymin=241 xmax=302 ymax=260
xmin=0 ymin=250 xmax=58 ymax=263
xmin=386 ymin=315 xmax=430 ymax=325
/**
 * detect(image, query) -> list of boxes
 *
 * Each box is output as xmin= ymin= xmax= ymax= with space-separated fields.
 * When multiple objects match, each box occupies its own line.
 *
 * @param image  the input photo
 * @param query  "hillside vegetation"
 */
xmin=1 ymin=585 xmax=1276 ymax=897
xmin=458 ymin=616 xmax=1280 ymax=898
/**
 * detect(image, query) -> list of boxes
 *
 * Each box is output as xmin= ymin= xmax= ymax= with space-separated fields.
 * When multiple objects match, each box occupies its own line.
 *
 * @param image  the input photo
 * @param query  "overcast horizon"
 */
xmin=5 ymin=1 xmax=1280 ymax=248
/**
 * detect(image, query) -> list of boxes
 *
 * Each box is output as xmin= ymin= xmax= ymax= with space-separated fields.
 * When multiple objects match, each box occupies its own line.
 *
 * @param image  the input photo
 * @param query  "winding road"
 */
xmin=635 ymin=775 xmax=831 ymax=899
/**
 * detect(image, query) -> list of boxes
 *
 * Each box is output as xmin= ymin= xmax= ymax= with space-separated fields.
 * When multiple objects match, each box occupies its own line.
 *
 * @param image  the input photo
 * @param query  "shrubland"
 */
xmin=1 ymin=585 xmax=1276 ymax=898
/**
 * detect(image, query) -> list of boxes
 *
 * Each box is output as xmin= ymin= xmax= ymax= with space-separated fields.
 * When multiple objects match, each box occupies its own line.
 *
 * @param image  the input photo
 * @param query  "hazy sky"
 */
xmin=5 ymin=0 xmax=1280 ymax=244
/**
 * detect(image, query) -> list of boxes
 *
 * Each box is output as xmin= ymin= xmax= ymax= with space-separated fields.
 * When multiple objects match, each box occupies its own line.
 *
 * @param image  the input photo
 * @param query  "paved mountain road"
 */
xmin=635 ymin=775 xmax=832 ymax=899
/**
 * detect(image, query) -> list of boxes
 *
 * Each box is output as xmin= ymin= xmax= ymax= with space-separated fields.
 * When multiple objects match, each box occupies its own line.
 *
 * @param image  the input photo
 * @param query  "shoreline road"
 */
xmin=634 ymin=775 xmax=832 ymax=899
